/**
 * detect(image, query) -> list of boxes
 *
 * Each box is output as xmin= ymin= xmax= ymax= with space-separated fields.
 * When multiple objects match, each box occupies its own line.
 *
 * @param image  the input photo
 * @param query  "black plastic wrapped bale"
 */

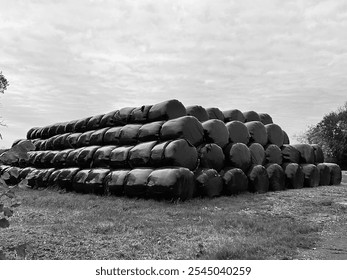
xmin=205 ymin=107 xmax=225 ymax=121
xmin=103 ymin=127 xmax=122 ymax=145
xmin=72 ymin=169 xmax=91 ymax=193
xmin=316 ymin=163 xmax=331 ymax=186
xmin=47 ymin=123 xmax=59 ymax=137
xmin=30 ymin=128 xmax=41 ymax=139
xmin=47 ymin=169 xmax=63 ymax=187
xmin=160 ymin=116 xmax=204 ymax=146
xmin=57 ymin=168 xmax=80 ymax=191
xmin=76 ymin=146 xmax=101 ymax=168
xmin=248 ymin=143 xmax=265 ymax=165
xmin=34 ymin=127 xmax=44 ymax=139
xmin=119 ymin=124 xmax=142 ymax=145
xmin=282 ymin=131 xmax=290 ymax=144
xmin=265 ymin=144 xmax=283 ymax=165
xmin=245 ymin=121 xmax=268 ymax=146
xmin=109 ymin=145 xmax=134 ymax=168
xmin=222 ymin=109 xmax=245 ymax=123
xmin=259 ymin=113 xmax=273 ymax=125
xmin=26 ymin=127 xmax=39 ymax=139
xmin=65 ymin=133 xmax=83 ymax=149
xmin=27 ymin=152 xmax=37 ymax=166
xmin=65 ymin=120 xmax=78 ymax=133
xmin=202 ymin=119 xmax=229 ymax=148
xmin=18 ymin=167 xmax=36 ymax=181
xmin=311 ymin=144 xmax=324 ymax=164
xmin=89 ymin=128 xmax=109 ymax=146
xmin=44 ymin=135 xmax=59 ymax=150
xmin=225 ymin=121 xmax=250 ymax=145
xmin=186 ymin=105 xmax=209 ymax=122
xmin=83 ymin=168 xmax=110 ymax=195
xmin=147 ymin=167 xmax=195 ymax=200
xmin=52 ymin=133 xmax=70 ymax=150
xmin=52 ymin=149 xmax=74 ymax=168
xmin=137 ymin=121 xmax=165 ymax=142
xmin=129 ymin=105 xmax=153 ymax=123
xmin=33 ymin=151 xmax=50 ymax=168
xmin=265 ymin=123 xmax=284 ymax=147
xmin=104 ymin=170 xmax=130 ymax=196
xmin=150 ymin=139 xmax=198 ymax=171
xmin=42 ymin=150 xmax=60 ymax=168
xmin=114 ymin=107 xmax=136 ymax=125
xmin=92 ymin=145 xmax=117 ymax=168
xmin=247 ymin=165 xmax=269 ymax=193
xmin=301 ymin=164 xmax=319 ymax=188
xmin=41 ymin=126 xmax=51 ymax=139
xmin=35 ymin=168 xmax=54 ymax=188
xmin=198 ymin=143 xmax=225 ymax=172
xmin=26 ymin=168 xmax=41 ymax=188
xmin=33 ymin=139 xmax=45 ymax=151
xmin=74 ymin=117 xmax=92 ymax=133
xmin=147 ymin=99 xmax=186 ymax=122
xmin=194 ymin=168 xmax=223 ymax=198
xmin=292 ymin=144 xmax=315 ymax=164
xmin=76 ymin=130 xmax=95 ymax=148
xmin=56 ymin=122 xmax=68 ymax=135
xmin=128 ymin=141 xmax=157 ymax=168
xmin=266 ymin=163 xmax=285 ymax=191
xmin=99 ymin=110 xmax=120 ymax=128
xmin=86 ymin=114 xmax=104 ymax=131
xmin=220 ymin=167 xmax=248 ymax=195
xmin=324 ymin=163 xmax=342 ymax=185
xmin=282 ymin=163 xmax=304 ymax=189
xmin=281 ymin=145 xmax=300 ymax=163
xmin=223 ymin=143 xmax=251 ymax=172
xmin=124 ymin=168 xmax=154 ymax=198
xmin=65 ymin=148 xmax=85 ymax=167
xmin=242 ymin=111 xmax=261 ymax=122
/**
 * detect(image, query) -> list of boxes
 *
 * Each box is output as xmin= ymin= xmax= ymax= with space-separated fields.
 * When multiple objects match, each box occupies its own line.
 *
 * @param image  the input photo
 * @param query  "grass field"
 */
xmin=1 ymin=172 xmax=346 ymax=260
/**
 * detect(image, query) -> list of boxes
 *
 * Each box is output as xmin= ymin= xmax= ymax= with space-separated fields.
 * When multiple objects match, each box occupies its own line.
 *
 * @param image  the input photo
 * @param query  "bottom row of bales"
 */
xmin=0 ymin=162 xmax=342 ymax=201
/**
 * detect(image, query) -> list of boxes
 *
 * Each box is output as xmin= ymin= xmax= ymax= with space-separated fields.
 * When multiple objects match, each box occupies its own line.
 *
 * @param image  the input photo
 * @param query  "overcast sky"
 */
xmin=1 ymin=0 xmax=346 ymax=147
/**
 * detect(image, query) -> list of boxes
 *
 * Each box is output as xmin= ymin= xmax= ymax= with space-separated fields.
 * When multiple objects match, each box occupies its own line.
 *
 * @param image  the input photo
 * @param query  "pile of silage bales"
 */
xmin=1 ymin=99 xmax=342 ymax=201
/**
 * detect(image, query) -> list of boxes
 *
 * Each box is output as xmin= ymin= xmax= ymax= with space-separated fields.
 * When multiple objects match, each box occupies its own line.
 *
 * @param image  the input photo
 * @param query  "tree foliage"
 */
xmin=0 ymin=71 xmax=9 ymax=94
xmin=302 ymin=102 xmax=347 ymax=168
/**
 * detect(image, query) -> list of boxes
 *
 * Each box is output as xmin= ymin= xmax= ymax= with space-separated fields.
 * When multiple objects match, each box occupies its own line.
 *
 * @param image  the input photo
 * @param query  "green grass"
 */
xmin=0 ymin=179 xmax=346 ymax=260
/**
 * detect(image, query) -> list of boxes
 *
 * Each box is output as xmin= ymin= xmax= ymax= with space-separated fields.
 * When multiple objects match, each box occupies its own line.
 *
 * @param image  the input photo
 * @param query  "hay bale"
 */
xmin=99 ymin=110 xmax=120 ymax=128
xmin=311 ymin=144 xmax=324 ymax=164
xmin=222 ymin=109 xmax=245 ymax=123
xmin=259 ymin=113 xmax=273 ymax=125
xmin=76 ymin=146 xmax=100 ymax=168
xmin=72 ymin=169 xmax=91 ymax=193
xmin=128 ymin=141 xmax=158 ymax=168
xmin=76 ymin=130 xmax=95 ymax=148
xmin=198 ymin=143 xmax=225 ymax=172
xmin=148 ymin=99 xmax=186 ymax=122
xmin=103 ymin=127 xmax=122 ymax=145
xmin=265 ymin=144 xmax=283 ymax=165
xmin=224 ymin=143 xmax=251 ymax=172
xmin=186 ymin=105 xmax=209 ymax=122
xmin=129 ymin=105 xmax=153 ymax=123
xmin=206 ymin=107 xmax=225 ymax=121
xmin=114 ymin=107 xmax=136 ymax=125
xmin=119 ymin=124 xmax=142 ymax=145
xmin=266 ymin=163 xmax=285 ymax=191
xmin=92 ymin=145 xmax=117 ymax=168
xmin=109 ymin=145 xmax=134 ymax=168
xmin=220 ymin=167 xmax=248 ymax=195
xmin=124 ymin=168 xmax=154 ymax=198
xmin=316 ymin=163 xmax=331 ymax=186
xmin=83 ymin=168 xmax=110 ymax=195
xmin=202 ymin=119 xmax=229 ymax=148
xmin=282 ymin=131 xmax=290 ymax=144
xmin=86 ymin=114 xmax=104 ymax=131
xmin=194 ymin=168 xmax=223 ymax=198
xmin=248 ymin=143 xmax=265 ymax=165
xmin=292 ymin=144 xmax=315 ymax=164
xmin=247 ymin=165 xmax=269 ymax=193
xmin=104 ymin=170 xmax=130 ymax=196
xmin=43 ymin=135 xmax=59 ymax=150
xmin=245 ymin=121 xmax=268 ymax=146
xmin=301 ymin=164 xmax=319 ymax=188
xmin=57 ymin=167 xmax=80 ymax=191
xmin=56 ymin=123 xmax=68 ymax=135
xmin=65 ymin=120 xmax=78 ymax=133
xmin=147 ymin=167 xmax=195 ymax=200
xmin=42 ymin=150 xmax=60 ymax=168
xmin=26 ymin=127 xmax=39 ymax=139
xmin=137 ymin=121 xmax=165 ymax=142
xmin=282 ymin=163 xmax=304 ymax=189
xmin=89 ymin=128 xmax=109 ymax=146
xmin=225 ymin=121 xmax=250 ymax=145
xmin=52 ymin=133 xmax=70 ymax=150
xmin=324 ymin=163 xmax=342 ymax=185
xmin=41 ymin=126 xmax=51 ymax=139
xmin=243 ymin=111 xmax=261 ymax=122
xmin=65 ymin=147 xmax=84 ymax=167
xmin=265 ymin=123 xmax=284 ymax=147
xmin=74 ymin=117 xmax=92 ymax=133
xmin=150 ymin=139 xmax=198 ymax=170
xmin=160 ymin=116 xmax=204 ymax=146
xmin=281 ymin=144 xmax=300 ymax=163
xmin=65 ymin=133 xmax=82 ymax=149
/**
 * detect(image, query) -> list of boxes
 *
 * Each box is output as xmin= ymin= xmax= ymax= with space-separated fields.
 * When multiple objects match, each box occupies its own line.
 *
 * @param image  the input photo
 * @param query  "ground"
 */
xmin=0 ymin=172 xmax=346 ymax=260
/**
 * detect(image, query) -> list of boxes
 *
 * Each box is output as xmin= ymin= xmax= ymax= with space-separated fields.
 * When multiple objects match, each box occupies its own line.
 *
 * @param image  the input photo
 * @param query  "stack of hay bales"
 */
xmin=1 ymin=99 xmax=342 ymax=201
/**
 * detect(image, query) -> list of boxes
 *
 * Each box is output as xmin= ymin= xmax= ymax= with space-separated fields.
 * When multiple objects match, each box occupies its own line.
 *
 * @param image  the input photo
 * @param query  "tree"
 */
xmin=301 ymin=102 xmax=347 ymax=168
xmin=0 ymin=71 xmax=9 ymax=94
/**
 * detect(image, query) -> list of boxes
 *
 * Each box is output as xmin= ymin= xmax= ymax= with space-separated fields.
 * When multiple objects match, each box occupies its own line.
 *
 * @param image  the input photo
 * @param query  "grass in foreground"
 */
xmin=0 ymin=179 xmax=346 ymax=260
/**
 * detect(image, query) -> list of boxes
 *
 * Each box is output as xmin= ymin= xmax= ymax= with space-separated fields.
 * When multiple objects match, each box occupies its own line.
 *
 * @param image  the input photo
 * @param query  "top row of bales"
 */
xmin=25 ymin=99 xmax=281 ymax=141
